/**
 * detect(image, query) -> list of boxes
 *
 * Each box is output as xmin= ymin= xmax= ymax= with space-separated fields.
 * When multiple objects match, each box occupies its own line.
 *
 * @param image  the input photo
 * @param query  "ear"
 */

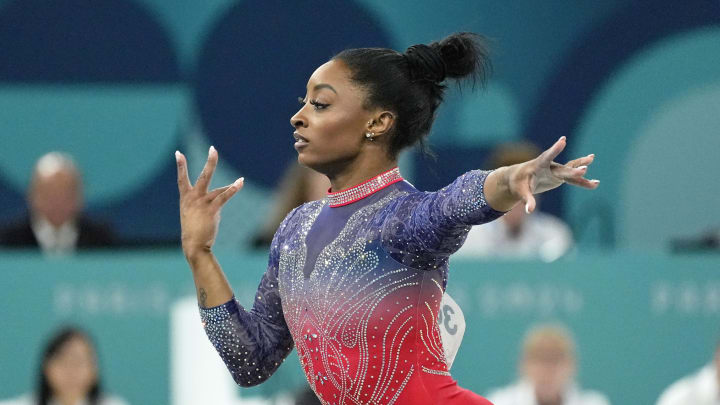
xmin=367 ymin=111 xmax=395 ymax=137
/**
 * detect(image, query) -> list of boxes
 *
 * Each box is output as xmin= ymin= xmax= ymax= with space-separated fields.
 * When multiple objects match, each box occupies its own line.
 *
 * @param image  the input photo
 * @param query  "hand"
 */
xmin=505 ymin=136 xmax=599 ymax=213
xmin=176 ymin=146 xmax=244 ymax=258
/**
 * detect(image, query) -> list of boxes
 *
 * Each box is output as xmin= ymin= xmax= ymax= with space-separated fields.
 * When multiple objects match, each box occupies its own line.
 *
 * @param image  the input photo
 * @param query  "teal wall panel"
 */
xmin=1 ymin=251 xmax=718 ymax=405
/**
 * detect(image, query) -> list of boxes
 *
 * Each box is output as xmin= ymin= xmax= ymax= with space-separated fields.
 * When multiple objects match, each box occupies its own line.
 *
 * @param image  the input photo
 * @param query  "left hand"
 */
xmin=502 ymin=136 xmax=599 ymax=213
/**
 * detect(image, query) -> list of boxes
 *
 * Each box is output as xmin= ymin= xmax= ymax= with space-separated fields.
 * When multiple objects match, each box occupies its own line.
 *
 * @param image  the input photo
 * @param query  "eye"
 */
xmin=309 ymin=100 xmax=329 ymax=111
xmin=297 ymin=96 xmax=329 ymax=111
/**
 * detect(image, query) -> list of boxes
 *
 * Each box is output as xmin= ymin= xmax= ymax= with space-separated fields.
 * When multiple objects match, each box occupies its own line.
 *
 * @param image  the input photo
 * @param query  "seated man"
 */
xmin=455 ymin=142 xmax=573 ymax=261
xmin=487 ymin=324 xmax=610 ymax=405
xmin=0 ymin=152 xmax=114 ymax=254
xmin=656 ymin=341 xmax=720 ymax=405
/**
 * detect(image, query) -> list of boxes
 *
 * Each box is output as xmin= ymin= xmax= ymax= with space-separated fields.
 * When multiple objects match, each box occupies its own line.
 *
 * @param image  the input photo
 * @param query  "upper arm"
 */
xmin=381 ymin=170 xmax=505 ymax=267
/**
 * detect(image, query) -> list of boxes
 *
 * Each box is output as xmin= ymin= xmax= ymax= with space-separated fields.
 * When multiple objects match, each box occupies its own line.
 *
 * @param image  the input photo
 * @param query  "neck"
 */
xmin=326 ymin=159 xmax=398 ymax=192
xmin=536 ymin=389 xmax=564 ymax=405
xmin=54 ymin=393 xmax=84 ymax=405
xmin=537 ymin=399 xmax=562 ymax=405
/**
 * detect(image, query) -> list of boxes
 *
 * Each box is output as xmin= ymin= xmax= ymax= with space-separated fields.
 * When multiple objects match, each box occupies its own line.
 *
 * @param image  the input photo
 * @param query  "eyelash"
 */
xmin=298 ymin=97 xmax=329 ymax=111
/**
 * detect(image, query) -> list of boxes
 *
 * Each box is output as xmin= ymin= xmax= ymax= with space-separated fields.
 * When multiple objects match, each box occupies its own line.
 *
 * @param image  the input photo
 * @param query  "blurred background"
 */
xmin=0 ymin=0 xmax=718 ymax=404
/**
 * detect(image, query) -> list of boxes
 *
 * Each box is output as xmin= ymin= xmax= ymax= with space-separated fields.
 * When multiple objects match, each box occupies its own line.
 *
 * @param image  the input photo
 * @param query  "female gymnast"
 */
xmin=175 ymin=32 xmax=598 ymax=404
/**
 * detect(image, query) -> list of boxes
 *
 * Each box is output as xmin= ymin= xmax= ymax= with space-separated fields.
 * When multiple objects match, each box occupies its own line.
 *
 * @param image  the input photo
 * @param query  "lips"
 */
xmin=293 ymin=132 xmax=309 ymax=148
xmin=293 ymin=132 xmax=309 ymax=150
xmin=293 ymin=132 xmax=309 ymax=143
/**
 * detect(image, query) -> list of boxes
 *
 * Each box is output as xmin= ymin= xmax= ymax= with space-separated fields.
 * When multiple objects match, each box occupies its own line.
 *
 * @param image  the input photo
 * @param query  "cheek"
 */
xmin=318 ymin=116 xmax=358 ymax=142
xmin=46 ymin=363 xmax=69 ymax=390
xmin=309 ymin=117 xmax=363 ymax=155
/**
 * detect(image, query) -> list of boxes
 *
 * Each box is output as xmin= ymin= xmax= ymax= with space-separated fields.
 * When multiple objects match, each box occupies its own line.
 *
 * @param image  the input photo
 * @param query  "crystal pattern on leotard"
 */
xmin=200 ymin=169 xmax=503 ymax=404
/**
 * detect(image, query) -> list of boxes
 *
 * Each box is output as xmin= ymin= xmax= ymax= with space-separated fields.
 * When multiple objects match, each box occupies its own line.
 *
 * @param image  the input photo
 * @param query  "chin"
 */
xmin=296 ymin=153 xmax=312 ymax=168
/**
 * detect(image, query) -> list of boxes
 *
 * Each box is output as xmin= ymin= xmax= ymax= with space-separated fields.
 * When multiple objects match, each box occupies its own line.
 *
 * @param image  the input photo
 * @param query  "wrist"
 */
xmin=495 ymin=166 xmax=513 ymax=194
xmin=485 ymin=166 xmax=520 ymax=212
xmin=183 ymin=244 xmax=213 ymax=264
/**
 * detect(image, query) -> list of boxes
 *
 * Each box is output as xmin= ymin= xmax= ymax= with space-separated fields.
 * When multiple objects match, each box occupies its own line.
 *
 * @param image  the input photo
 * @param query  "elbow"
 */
xmin=231 ymin=366 xmax=273 ymax=387
xmin=233 ymin=371 xmax=270 ymax=387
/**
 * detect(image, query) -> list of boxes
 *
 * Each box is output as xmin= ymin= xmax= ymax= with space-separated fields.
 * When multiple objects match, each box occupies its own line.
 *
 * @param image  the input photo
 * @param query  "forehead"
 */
xmin=306 ymin=59 xmax=353 ymax=90
xmin=55 ymin=336 xmax=93 ymax=356
xmin=34 ymin=169 xmax=80 ymax=189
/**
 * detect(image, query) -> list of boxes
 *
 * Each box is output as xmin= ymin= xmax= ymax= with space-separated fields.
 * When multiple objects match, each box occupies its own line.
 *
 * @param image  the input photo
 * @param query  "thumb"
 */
xmin=212 ymin=177 xmax=244 ymax=209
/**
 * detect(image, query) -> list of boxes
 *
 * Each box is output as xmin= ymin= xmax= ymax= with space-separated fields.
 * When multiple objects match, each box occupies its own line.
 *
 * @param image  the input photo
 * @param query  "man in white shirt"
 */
xmin=656 ymin=343 xmax=720 ymax=405
xmin=455 ymin=142 xmax=573 ymax=262
xmin=456 ymin=203 xmax=573 ymax=261
xmin=0 ymin=152 xmax=114 ymax=254
xmin=487 ymin=324 xmax=611 ymax=405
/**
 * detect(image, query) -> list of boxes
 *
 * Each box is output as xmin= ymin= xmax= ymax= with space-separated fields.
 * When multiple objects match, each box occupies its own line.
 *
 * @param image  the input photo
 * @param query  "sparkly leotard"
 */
xmin=200 ymin=168 xmax=502 ymax=404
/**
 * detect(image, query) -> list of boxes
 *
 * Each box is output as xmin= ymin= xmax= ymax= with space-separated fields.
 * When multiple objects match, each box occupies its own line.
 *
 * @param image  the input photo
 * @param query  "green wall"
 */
xmin=1 ymin=250 xmax=718 ymax=404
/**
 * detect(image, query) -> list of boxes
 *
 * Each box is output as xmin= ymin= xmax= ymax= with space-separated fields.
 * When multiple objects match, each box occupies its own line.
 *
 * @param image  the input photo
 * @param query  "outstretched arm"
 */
xmin=484 ymin=136 xmax=599 ymax=213
xmin=381 ymin=137 xmax=598 ymax=264
xmin=176 ymin=147 xmax=294 ymax=386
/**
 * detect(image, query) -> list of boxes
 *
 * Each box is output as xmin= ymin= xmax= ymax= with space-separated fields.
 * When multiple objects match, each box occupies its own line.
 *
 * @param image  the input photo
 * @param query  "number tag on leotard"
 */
xmin=437 ymin=293 xmax=466 ymax=370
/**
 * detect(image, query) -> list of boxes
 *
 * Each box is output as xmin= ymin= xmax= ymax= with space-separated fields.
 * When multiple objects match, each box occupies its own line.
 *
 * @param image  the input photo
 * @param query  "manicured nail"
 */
xmin=591 ymin=179 xmax=600 ymax=184
xmin=559 ymin=136 xmax=566 ymax=141
xmin=589 ymin=153 xmax=595 ymax=157
xmin=233 ymin=177 xmax=244 ymax=187
xmin=175 ymin=151 xmax=180 ymax=161
xmin=578 ymin=165 xmax=587 ymax=170
xmin=209 ymin=145 xmax=216 ymax=154
xmin=525 ymin=203 xmax=530 ymax=214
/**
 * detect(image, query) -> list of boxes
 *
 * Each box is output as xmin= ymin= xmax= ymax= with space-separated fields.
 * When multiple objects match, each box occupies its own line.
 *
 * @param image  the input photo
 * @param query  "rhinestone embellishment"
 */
xmin=327 ymin=167 xmax=403 ymax=207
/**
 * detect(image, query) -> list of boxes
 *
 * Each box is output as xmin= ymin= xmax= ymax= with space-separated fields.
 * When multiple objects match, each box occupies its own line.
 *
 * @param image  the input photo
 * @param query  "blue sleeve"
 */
xmin=381 ymin=170 xmax=504 ymax=268
xmin=198 ymin=212 xmax=296 ymax=387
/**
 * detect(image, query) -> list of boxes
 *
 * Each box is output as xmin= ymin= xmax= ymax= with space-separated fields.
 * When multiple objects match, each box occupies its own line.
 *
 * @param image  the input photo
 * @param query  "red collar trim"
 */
xmin=327 ymin=167 xmax=403 ymax=208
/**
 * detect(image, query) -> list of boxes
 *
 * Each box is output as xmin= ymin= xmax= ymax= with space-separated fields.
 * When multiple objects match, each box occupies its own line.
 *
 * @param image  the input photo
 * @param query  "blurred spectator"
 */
xmin=455 ymin=142 xmax=573 ymax=261
xmin=671 ymin=227 xmax=720 ymax=253
xmin=250 ymin=161 xmax=329 ymax=249
xmin=0 ymin=326 xmax=129 ymax=405
xmin=0 ymin=152 xmax=115 ymax=254
xmin=656 ymin=340 xmax=720 ymax=405
xmin=487 ymin=324 xmax=610 ymax=405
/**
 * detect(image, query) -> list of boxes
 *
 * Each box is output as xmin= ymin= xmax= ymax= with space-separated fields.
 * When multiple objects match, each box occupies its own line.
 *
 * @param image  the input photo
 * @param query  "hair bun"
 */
xmin=404 ymin=44 xmax=447 ymax=83
xmin=438 ymin=32 xmax=489 ymax=81
xmin=405 ymin=33 xmax=490 ymax=85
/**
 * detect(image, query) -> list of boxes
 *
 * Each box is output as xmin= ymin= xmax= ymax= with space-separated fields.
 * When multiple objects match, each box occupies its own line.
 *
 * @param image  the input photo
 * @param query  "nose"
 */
xmin=290 ymin=107 xmax=307 ymax=129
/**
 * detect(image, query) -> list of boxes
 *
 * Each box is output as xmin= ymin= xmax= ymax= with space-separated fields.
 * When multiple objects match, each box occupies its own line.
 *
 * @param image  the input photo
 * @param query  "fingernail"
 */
xmin=589 ymin=154 xmax=595 ymax=157
xmin=233 ymin=177 xmax=244 ymax=187
xmin=209 ymin=145 xmax=215 ymax=154
xmin=559 ymin=136 xmax=566 ymax=141
xmin=525 ymin=203 xmax=530 ymax=214
xmin=578 ymin=165 xmax=587 ymax=170
xmin=591 ymin=179 xmax=600 ymax=184
xmin=175 ymin=151 xmax=180 ymax=161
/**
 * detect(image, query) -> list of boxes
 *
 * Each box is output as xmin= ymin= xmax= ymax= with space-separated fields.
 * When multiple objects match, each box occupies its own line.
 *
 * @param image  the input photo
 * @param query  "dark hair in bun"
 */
xmin=334 ymin=32 xmax=491 ymax=158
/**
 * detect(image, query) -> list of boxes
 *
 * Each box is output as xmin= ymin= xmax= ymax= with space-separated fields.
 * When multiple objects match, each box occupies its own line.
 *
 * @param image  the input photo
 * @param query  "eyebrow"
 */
xmin=313 ymin=83 xmax=337 ymax=94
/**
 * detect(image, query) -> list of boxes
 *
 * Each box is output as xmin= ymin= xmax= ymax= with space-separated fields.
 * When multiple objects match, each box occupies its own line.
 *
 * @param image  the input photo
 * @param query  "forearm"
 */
xmin=184 ymin=248 xmax=233 ymax=308
xmin=484 ymin=166 xmax=522 ymax=212
xmin=196 ymin=259 xmax=295 ymax=387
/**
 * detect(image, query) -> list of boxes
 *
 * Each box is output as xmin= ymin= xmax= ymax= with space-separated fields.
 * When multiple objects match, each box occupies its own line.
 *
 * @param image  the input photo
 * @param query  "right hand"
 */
xmin=176 ymin=146 xmax=244 ymax=258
